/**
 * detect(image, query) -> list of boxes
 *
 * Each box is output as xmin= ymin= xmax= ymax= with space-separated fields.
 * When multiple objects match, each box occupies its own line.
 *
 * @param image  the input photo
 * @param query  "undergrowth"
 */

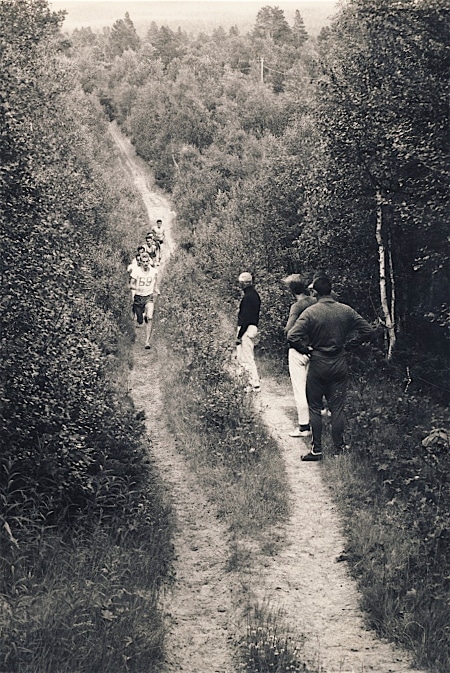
xmin=0 ymin=472 xmax=174 ymax=673
xmin=322 ymin=351 xmax=450 ymax=673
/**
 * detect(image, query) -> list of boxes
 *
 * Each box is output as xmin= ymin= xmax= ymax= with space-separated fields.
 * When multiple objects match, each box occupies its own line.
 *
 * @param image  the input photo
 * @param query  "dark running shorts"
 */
xmin=133 ymin=294 xmax=154 ymax=324
xmin=133 ymin=294 xmax=154 ymax=308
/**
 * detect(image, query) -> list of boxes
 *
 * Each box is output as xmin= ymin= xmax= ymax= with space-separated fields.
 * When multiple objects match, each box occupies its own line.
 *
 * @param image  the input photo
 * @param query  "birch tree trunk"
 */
xmin=375 ymin=188 xmax=396 ymax=359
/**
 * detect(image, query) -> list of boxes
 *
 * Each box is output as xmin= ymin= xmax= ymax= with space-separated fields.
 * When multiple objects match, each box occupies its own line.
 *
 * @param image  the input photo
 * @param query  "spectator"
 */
xmin=236 ymin=272 xmax=261 ymax=390
xmin=288 ymin=276 xmax=375 ymax=461
xmin=283 ymin=274 xmax=316 ymax=437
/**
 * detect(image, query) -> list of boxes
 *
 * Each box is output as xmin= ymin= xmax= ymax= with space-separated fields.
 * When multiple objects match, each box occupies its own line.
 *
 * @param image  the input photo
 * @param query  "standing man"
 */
xmin=283 ymin=275 xmax=316 ymax=437
xmin=236 ymin=272 xmax=261 ymax=390
xmin=287 ymin=276 xmax=374 ymax=461
xmin=129 ymin=252 xmax=159 ymax=349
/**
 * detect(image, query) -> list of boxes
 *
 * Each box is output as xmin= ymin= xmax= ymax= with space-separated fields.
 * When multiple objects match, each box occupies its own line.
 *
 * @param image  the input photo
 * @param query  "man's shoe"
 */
xmin=301 ymin=451 xmax=323 ymax=461
xmin=289 ymin=427 xmax=311 ymax=438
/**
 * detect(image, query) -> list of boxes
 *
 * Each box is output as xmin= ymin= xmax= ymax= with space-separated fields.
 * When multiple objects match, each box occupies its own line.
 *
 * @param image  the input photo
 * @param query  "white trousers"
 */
xmin=288 ymin=348 xmax=310 ymax=426
xmin=237 ymin=325 xmax=260 ymax=388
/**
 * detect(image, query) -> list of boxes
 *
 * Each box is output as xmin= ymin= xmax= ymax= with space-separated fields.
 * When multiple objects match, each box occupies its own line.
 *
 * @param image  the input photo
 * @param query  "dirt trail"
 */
xmin=109 ymin=122 xmax=425 ymax=673
xmin=254 ymin=378 xmax=425 ymax=673
xmin=109 ymin=122 xmax=235 ymax=672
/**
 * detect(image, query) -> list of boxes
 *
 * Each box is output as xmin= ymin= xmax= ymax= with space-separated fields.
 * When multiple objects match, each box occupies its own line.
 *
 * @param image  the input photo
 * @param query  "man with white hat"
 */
xmin=236 ymin=272 xmax=261 ymax=390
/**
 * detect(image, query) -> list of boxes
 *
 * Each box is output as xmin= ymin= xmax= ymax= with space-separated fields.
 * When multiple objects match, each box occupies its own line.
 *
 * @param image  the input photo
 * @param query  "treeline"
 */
xmin=68 ymin=0 xmax=448 ymax=397
xmin=1 ymin=1 xmax=172 ymax=670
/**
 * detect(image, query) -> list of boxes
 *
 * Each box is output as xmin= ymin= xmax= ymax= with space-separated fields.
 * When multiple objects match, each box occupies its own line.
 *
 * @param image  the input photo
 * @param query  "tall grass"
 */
xmin=322 ymin=355 xmax=450 ymax=673
xmin=0 ymin=450 xmax=174 ymax=673
xmin=157 ymin=252 xmax=291 ymax=542
xmin=236 ymin=603 xmax=314 ymax=673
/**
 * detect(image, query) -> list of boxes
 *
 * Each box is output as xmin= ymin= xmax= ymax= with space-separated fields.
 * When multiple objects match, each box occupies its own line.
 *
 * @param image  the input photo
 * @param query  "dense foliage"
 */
xmin=67 ymin=1 xmax=448 ymax=393
xmin=1 ymin=2 xmax=173 ymax=670
xmin=1 ymin=0 xmax=147 ymax=531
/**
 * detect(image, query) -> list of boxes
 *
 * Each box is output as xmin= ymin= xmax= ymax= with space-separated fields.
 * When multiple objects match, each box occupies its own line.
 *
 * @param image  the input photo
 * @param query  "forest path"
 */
xmin=109 ymin=122 xmax=425 ymax=673
xmin=252 ymin=377 xmax=425 ymax=673
xmin=109 ymin=122 xmax=235 ymax=672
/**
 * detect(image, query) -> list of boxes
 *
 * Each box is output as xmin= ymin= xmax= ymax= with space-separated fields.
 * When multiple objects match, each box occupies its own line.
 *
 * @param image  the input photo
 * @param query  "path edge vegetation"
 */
xmin=1 ymin=3 xmax=175 ymax=672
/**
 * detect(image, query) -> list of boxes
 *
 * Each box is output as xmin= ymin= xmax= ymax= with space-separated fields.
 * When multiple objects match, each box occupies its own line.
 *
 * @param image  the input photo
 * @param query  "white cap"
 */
xmin=238 ymin=272 xmax=253 ymax=283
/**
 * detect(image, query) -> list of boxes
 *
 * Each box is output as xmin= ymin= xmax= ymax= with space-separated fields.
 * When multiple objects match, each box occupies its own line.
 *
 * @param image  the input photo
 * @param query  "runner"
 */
xmin=127 ymin=246 xmax=146 ymax=319
xmin=144 ymin=231 xmax=161 ymax=266
xmin=129 ymin=251 xmax=159 ymax=349
xmin=152 ymin=220 xmax=165 ymax=264
xmin=152 ymin=219 xmax=165 ymax=245
xmin=127 ymin=246 xmax=145 ymax=278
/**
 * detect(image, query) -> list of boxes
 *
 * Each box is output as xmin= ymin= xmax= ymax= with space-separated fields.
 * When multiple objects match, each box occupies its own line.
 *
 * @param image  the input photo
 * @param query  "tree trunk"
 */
xmin=375 ymin=188 xmax=396 ymax=359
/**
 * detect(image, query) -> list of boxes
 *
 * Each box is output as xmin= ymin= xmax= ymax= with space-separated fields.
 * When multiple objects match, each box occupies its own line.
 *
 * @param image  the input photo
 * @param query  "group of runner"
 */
xmin=127 ymin=219 xmax=165 ymax=349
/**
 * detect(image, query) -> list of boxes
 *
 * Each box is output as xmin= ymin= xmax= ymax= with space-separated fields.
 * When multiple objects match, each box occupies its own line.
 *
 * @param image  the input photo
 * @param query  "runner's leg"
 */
xmin=144 ymin=298 xmax=155 ymax=347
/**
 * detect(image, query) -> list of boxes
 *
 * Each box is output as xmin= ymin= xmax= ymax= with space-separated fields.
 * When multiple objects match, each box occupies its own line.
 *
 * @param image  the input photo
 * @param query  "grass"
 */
xmin=321 ymin=367 xmax=450 ymax=673
xmin=160 ymin=344 xmax=290 ymax=541
xmin=1 ymin=496 xmax=174 ymax=673
xmin=235 ymin=602 xmax=314 ymax=673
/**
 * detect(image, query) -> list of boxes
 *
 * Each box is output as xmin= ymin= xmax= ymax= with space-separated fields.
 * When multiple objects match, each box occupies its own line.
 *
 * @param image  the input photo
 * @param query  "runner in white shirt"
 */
xmin=127 ymin=246 xmax=146 ymax=278
xmin=129 ymin=252 xmax=159 ymax=349
xmin=151 ymin=220 xmax=165 ymax=263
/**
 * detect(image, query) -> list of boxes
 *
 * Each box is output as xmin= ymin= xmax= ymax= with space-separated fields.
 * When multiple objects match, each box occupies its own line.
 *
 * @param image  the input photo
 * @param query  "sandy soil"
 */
xmin=110 ymin=122 xmax=426 ymax=673
xmin=252 ymin=379 xmax=425 ymax=673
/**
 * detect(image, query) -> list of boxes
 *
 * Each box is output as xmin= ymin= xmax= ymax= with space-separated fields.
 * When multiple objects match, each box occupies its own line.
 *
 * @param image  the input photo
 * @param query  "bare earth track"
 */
xmin=110 ymin=122 xmax=426 ymax=673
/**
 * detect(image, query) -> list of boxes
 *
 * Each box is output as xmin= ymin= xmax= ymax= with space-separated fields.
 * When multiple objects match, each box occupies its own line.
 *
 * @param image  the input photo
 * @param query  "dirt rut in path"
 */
xmin=111 ymin=122 xmax=235 ymax=671
xmin=108 ymin=121 xmax=176 ymax=257
xmin=252 ymin=374 xmax=426 ymax=673
xmin=129 ymin=347 xmax=235 ymax=673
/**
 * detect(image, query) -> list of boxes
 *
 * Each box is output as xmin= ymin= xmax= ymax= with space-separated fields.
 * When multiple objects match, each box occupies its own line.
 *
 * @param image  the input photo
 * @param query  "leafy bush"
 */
xmin=325 ymin=365 xmax=450 ymax=672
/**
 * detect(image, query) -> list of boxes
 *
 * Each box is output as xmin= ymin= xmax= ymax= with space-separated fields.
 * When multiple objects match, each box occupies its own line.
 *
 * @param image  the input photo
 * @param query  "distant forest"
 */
xmin=53 ymin=1 xmax=338 ymax=37
xmin=67 ymin=0 xmax=449 ymax=384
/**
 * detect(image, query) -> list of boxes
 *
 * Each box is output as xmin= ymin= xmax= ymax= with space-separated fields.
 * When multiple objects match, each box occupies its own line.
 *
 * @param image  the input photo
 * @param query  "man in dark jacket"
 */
xmin=288 ymin=276 xmax=374 ymax=461
xmin=236 ymin=272 xmax=261 ymax=390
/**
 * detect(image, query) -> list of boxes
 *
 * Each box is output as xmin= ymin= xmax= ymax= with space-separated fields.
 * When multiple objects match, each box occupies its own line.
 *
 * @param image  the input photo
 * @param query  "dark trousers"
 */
xmin=306 ymin=354 xmax=348 ymax=453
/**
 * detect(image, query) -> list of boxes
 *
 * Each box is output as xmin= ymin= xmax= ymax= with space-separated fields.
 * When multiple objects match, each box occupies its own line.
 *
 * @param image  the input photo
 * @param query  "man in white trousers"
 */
xmin=283 ymin=275 xmax=317 ymax=437
xmin=236 ymin=272 xmax=261 ymax=390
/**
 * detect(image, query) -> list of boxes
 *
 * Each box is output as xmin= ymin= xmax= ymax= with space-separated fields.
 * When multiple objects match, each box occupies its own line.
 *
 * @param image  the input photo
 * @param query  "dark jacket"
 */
xmin=287 ymin=296 xmax=374 ymax=357
xmin=237 ymin=286 xmax=261 ymax=339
